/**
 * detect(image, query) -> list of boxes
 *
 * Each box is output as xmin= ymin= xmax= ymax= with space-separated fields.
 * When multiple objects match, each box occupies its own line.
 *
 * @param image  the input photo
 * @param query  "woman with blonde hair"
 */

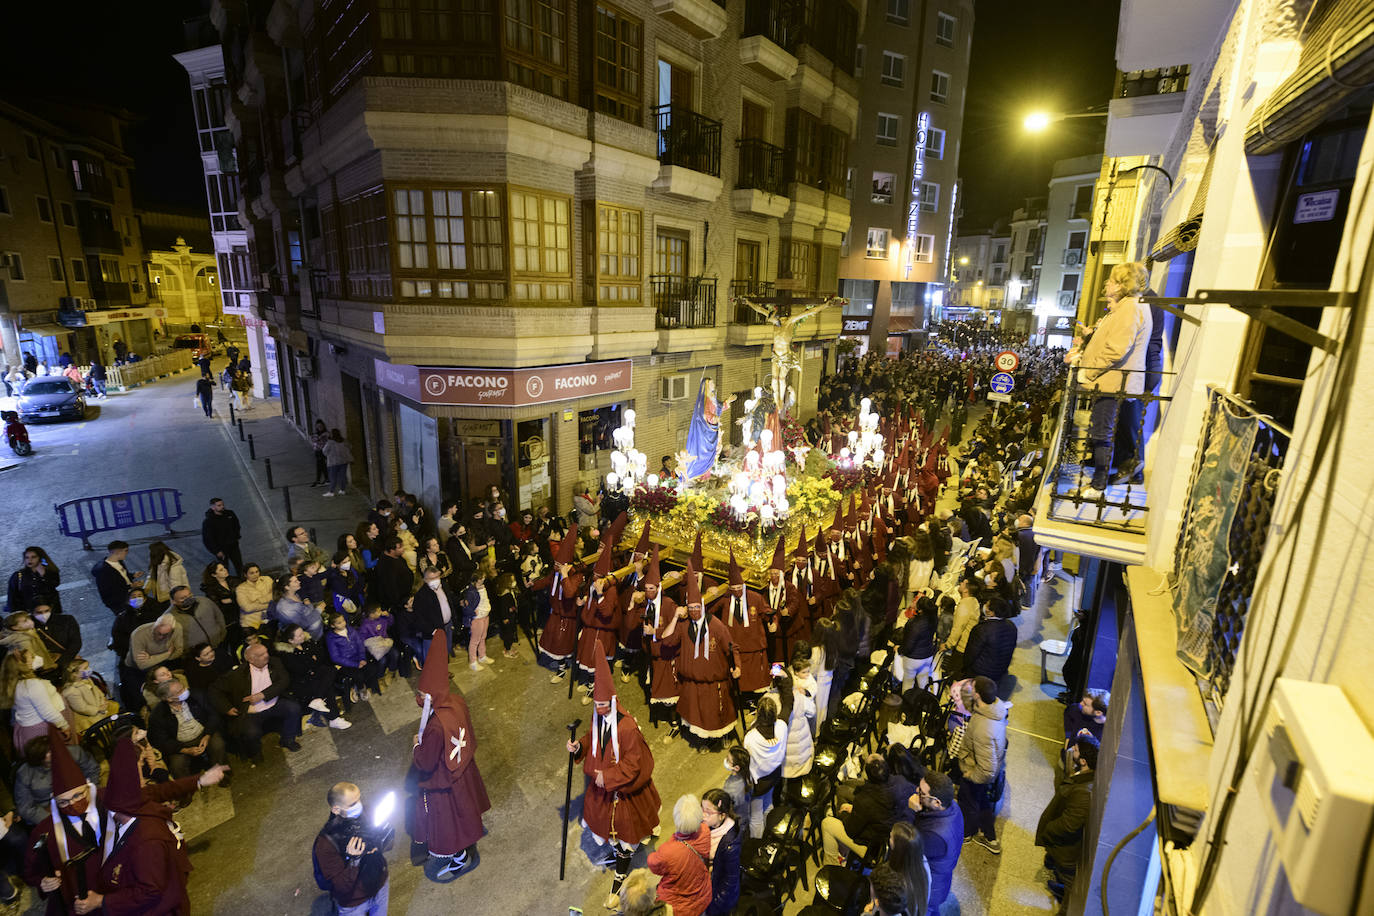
xmin=1072 ymin=260 xmax=1153 ymax=498
xmin=6 ymin=647 xmax=72 ymax=750
xmin=61 ymin=658 xmax=119 ymax=732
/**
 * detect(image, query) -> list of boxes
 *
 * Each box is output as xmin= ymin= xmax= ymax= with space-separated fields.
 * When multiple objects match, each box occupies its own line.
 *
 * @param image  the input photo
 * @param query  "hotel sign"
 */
xmin=904 ymin=111 xmax=931 ymax=280
xmin=376 ymin=359 xmax=633 ymax=407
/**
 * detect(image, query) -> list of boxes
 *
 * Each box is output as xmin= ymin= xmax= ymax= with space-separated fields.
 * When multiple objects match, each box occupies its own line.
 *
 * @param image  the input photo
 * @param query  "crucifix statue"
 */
xmin=740 ymin=293 xmax=844 ymax=410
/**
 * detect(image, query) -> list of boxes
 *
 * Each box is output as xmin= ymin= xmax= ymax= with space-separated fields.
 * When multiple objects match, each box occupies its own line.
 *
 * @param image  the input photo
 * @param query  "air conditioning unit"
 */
xmin=1057 ymin=291 xmax=1077 ymax=309
xmin=1063 ymin=248 xmax=1083 ymax=267
xmin=293 ymin=353 xmax=315 ymax=378
xmin=660 ymin=375 xmax=689 ymax=402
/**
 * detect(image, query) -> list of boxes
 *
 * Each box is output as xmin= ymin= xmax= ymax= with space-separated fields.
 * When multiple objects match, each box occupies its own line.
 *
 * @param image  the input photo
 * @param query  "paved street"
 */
xmin=1 ymin=373 xmax=1073 ymax=915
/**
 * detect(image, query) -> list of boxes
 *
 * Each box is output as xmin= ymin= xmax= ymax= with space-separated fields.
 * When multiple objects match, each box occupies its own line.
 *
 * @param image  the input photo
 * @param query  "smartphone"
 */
xmin=569 ymin=909 xmax=584 ymax=916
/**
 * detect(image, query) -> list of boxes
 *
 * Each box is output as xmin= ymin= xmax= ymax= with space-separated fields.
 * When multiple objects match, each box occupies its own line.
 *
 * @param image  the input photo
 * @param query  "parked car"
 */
xmin=17 ymin=378 xmax=87 ymax=422
xmin=171 ymin=333 xmax=215 ymax=361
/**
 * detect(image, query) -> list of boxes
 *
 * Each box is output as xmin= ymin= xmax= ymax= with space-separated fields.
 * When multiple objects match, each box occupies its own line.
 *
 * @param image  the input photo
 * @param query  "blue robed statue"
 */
xmin=684 ymin=377 xmax=735 ymax=480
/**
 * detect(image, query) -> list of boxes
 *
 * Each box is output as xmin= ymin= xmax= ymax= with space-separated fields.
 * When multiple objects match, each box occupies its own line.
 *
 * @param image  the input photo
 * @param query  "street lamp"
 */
xmin=958 ymin=256 xmax=969 ymax=265
xmin=1023 ymin=109 xmax=1109 ymax=132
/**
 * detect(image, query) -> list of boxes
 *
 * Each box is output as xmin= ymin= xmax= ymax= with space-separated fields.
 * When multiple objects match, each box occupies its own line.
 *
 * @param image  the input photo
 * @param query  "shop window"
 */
xmin=579 ymin=404 xmax=622 ymax=454
xmin=587 ymin=202 xmax=642 ymax=303
xmin=510 ymin=189 xmax=571 ymax=301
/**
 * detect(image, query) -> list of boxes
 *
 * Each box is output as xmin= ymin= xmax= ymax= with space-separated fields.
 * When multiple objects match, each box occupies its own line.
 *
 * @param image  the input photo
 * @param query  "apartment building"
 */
xmin=1029 ymin=0 xmax=1374 ymax=911
xmin=174 ymin=39 xmax=270 ymax=396
xmin=1032 ymin=152 xmax=1100 ymax=345
xmin=0 ymin=101 xmax=162 ymax=368
xmin=837 ymin=0 xmax=974 ymax=356
xmin=998 ymin=197 xmax=1044 ymax=337
xmin=213 ymin=0 xmax=861 ymax=512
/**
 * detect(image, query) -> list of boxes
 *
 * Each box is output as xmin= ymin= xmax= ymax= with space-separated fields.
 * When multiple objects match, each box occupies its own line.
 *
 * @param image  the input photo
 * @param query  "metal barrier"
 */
xmin=106 ymin=350 xmax=195 ymax=391
xmin=55 ymin=488 xmax=185 ymax=549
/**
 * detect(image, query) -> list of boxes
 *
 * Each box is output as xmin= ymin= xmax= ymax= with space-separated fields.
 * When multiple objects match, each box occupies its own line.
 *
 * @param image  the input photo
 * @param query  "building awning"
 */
xmin=1151 ymin=146 xmax=1215 ymax=262
xmin=19 ymin=324 xmax=71 ymax=337
xmin=1244 ymin=0 xmax=1374 ymax=155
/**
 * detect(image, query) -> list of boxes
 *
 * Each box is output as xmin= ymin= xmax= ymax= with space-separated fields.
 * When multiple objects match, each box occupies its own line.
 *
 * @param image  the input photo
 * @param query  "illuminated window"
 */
xmin=392 ymin=189 xmax=429 ymax=270
xmin=865 ymin=228 xmax=889 ymax=259
xmin=913 ymin=234 xmax=935 ymax=262
xmin=389 ymin=187 xmax=506 ymax=300
xmin=510 ymin=189 xmax=571 ymax=301
xmin=871 ymin=172 xmax=894 ymax=205
xmin=591 ymin=203 xmax=641 ymax=302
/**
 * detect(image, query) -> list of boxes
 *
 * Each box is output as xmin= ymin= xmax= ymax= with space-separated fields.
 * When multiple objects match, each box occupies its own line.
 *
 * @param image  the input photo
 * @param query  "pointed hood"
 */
xmin=684 ymin=560 xmax=702 ymax=608
xmin=592 ymin=651 xmax=616 ymax=704
xmin=634 ymin=519 xmax=652 ymax=557
xmin=728 ymin=549 xmax=744 ymax=588
xmin=793 ymin=529 xmax=810 ymax=562
xmin=846 ymin=493 xmax=859 ymax=530
xmin=47 ymin=724 xmax=85 ymax=795
xmin=418 ymin=630 xmax=451 ymax=700
xmin=771 ymin=536 xmax=788 ymax=572
xmin=590 ymin=652 xmax=621 ymax=762
xmin=104 ymin=738 xmax=145 ymax=816
xmin=554 ymin=523 xmax=578 ymax=566
xmin=607 ymin=511 xmax=629 ymax=548
xmin=593 ymin=534 xmax=615 ymax=580
xmin=647 ymin=543 xmax=661 ymax=587
xmin=690 ymin=531 xmax=704 ymax=573
xmin=831 ymin=503 xmax=845 ymax=533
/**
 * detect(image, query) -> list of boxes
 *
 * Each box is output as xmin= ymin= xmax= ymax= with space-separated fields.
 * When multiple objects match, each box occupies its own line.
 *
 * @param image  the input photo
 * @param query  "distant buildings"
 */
xmin=141 ymin=210 xmax=221 ymax=329
xmin=0 ymin=100 xmax=163 ymax=367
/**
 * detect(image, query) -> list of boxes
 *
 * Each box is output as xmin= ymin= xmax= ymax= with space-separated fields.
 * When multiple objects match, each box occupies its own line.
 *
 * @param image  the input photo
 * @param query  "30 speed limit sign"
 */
xmin=995 ymin=350 xmax=1019 ymax=372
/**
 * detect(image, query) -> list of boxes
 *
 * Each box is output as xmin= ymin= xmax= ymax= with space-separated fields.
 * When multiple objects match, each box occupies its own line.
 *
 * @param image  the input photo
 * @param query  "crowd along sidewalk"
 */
xmin=216 ymin=395 xmax=372 ymax=571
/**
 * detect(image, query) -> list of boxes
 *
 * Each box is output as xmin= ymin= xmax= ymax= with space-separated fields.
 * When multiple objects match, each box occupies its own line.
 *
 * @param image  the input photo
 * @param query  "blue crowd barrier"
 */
xmin=55 ymin=488 xmax=185 ymax=549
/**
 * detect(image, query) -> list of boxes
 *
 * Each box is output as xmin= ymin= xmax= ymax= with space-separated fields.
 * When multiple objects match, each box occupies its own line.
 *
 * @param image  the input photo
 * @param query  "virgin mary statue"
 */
xmin=684 ymin=377 xmax=734 ymax=480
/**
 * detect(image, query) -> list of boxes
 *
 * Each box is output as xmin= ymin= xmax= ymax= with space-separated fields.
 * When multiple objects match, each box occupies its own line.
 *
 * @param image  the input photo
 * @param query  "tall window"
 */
xmin=780 ymin=238 xmax=817 ymax=292
xmin=936 ymin=13 xmax=957 ymax=46
xmin=865 ymin=228 xmax=889 ymax=259
xmin=341 ymin=188 xmax=391 ymax=300
xmin=886 ymin=0 xmax=909 ymax=24
xmin=48 ymin=257 xmax=64 ymax=281
xmin=929 ymin=71 xmax=950 ymax=103
xmin=786 ymin=109 xmax=823 ymax=188
xmin=36 ymin=197 xmax=51 ymax=222
xmin=192 ymin=83 xmax=229 ymax=153
xmin=592 ymin=3 xmax=642 ymax=125
xmin=655 ymin=229 xmax=689 ymax=277
xmin=0 ymin=187 xmax=8 ymax=214
xmin=926 ymin=127 xmax=946 ymax=160
xmin=1073 ymin=184 xmax=1095 ymax=219
xmin=70 ymin=259 xmax=86 ymax=283
xmin=590 ymin=203 xmax=641 ymax=302
xmin=388 ymin=186 xmax=506 ymax=300
xmin=920 ymin=181 xmax=939 ymax=212
xmin=504 ymin=0 xmax=569 ymax=100
xmin=821 ymin=127 xmax=848 ymax=193
xmin=205 ymin=174 xmax=241 ymax=232
xmin=881 ymin=52 xmax=905 ymax=87
xmin=912 ymin=234 xmax=935 ymax=262
xmin=872 ymin=172 xmax=895 ymax=205
xmin=735 ymin=240 xmax=760 ymax=287
xmin=855 ymin=45 xmax=865 ymax=77
xmin=876 ymin=113 xmax=899 ymax=146
xmin=510 ymin=189 xmax=571 ymax=301
xmin=2 ymin=253 xmax=22 ymax=281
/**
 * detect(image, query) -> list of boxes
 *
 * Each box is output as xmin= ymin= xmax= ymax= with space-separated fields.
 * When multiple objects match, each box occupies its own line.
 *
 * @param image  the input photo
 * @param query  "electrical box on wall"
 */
xmin=1257 ymin=678 xmax=1374 ymax=914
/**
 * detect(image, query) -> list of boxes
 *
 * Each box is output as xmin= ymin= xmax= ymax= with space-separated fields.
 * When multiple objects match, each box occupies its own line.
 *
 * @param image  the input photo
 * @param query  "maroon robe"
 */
xmin=575 ymin=712 xmax=661 ymax=845
xmin=410 ymin=693 xmax=491 ymax=856
xmin=664 ymin=614 xmax=738 ymax=739
xmin=811 ymin=553 xmax=841 ymax=617
xmin=765 ymin=577 xmax=807 ymax=660
xmin=537 ymin=570 xmax=584 ymax=662
xmin=577 ymin=584 xmax=622 ymax=673
xmin=96 ymin=815 xmax=190 ymax=916
xmin=644 ymin=594 xmax=680 ymax=705
xmin=710 ymin=590 xmax=770 ymax=693
xmin=616 ymin=570 xmax=647 ymax=651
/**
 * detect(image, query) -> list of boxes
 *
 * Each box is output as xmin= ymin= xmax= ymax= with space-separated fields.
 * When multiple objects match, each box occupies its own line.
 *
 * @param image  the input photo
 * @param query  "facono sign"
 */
xmin=376 ymin=359 xmax=633 ymax=407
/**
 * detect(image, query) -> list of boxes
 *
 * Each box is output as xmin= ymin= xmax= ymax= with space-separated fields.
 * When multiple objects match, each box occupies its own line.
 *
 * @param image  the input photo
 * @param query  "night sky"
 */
xmin=1 ymin=0 xmax=1119 ymax=228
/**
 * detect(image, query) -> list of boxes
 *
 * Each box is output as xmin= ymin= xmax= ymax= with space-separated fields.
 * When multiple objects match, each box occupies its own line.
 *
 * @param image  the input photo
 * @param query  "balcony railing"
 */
xmin=730 ymin=280 xmax=774 ymax=323
xmin=1045 ymin=368 xmax=1174 ymax=529
xmin=79 ymin=224 xmax=124 ymax=253
xmin=90 ymin=281 xmax=132 ymax=307
xmin=71 ymin=171 xmax=114 ymax=202
xmin=736 ymin=137 xmax=786 ymax=195
xmin=654 ymin=104 xmax=722 ymax=177
xmin=741 ymin=0 xmax=799 ymax=53
xmin=304 ymin=268 xmax=326 ymax=317
xmin=651 ymin=275 xmax=717 ymax=329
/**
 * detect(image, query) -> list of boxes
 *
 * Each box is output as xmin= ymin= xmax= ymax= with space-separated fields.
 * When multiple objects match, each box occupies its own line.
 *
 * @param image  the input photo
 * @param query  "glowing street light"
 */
xmin=958 ymin=256 xmax=969 ymax=265
xmin=1023 ymin=111 xmax=1054 ymax=132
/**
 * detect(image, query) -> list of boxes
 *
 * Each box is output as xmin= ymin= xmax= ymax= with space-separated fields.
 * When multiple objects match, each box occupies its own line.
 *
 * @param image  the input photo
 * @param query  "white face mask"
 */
xmin=33 ymin=612 xmax=50 ymax=623
xmin=339 ymin=562 xmax=351 ymax=571
xmin=398 ymin=523 xmax=408 ymax=531
xmin=427 ymin=580 xmax=442 ymax=590
xmin=722 ymin=757 xmax=734 ymax=773
xmin=342 ymin=801 xmax=364 ymax=819
xmin=176 ymin=689 xmax=190 ymax=703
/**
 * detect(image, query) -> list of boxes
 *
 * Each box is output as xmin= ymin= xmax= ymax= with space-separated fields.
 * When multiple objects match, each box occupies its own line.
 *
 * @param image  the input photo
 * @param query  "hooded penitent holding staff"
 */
xmin=683 ymin=377 xmax=735 ymax=480
xmin=410 ymin=631 xmax=490 ymax=880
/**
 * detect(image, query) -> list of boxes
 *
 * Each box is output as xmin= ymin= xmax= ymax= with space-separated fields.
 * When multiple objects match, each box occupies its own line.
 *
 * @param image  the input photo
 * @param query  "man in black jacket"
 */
xmin=962 ymin=596 xmax=1018 ymax=684
xmin=1035 ymin=735 xmax=1098 ymax=901
xmin=148 ymin=675 xmax=227 ymax=778
xmin=372 ymin=537 xmax=414 ymax=612
xmin=92 ymin=540 xmax=143 ymax=615
xmin=410 ymin=567 xmax=455 ymax=664
xmin=211 ymin=642 xmax=302 ymax=757
xmin=30 ymin=601 xmax=82 ymax=674
xmin=201 ymin=497 xmax=244 ymax=576
xmin=313 ymin=782 xmax=390 ymax=914
xmin=821 ymin=757 xmax=902 ymax=862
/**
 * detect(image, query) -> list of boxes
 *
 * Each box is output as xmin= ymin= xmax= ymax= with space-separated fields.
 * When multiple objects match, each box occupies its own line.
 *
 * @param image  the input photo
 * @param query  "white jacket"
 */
xmin=766 ymin=681 xmax=817 ymax=778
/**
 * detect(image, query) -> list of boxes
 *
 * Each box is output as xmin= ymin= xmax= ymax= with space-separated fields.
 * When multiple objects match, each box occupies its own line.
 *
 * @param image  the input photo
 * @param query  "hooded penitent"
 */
xmin=555 ymin=523 xmax=579 ymax=566
xmin=590 ymin=653 xmax=620 ymax=762
xmin=633 ymin=519 xmax=652 ymax=558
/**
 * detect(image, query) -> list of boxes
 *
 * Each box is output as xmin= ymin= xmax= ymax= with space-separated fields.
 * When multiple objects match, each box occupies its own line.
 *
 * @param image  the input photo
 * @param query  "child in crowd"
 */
xmin=61 ymin=659 xmax=119 ymax=733
xmin=359 ymin=602 xmax=399 ymax=684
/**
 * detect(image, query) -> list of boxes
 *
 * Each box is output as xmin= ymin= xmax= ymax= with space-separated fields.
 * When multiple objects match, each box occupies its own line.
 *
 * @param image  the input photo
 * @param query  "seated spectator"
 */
xmin=701 ymin=789 xmax=742 ymax=916
xmin=60 ymin=659 xmax=118 ymax=733
xmin=142 ymin=665 xmax=179 ymax=714
xmin=148 ymin=674 xmax=228 ymax=779
xmin=273 ymin=623 xmax=350 ymax=730
xmin=359 ymin=603 xmax=399 ymax=682
xmin=647 ymin=795 xmax=712 ymax=916
xmin=326 ymin=551 xmax=365 ymax=618
xmin=4 ymin=647 xmax=71 ymax=751
xmin=235 ymin=564 xmax=273 ymax=633
xmin=1064 ymin=689 xmax=1109 ymax=744
xmin=270 ymin=572 xmax=323 ymax=639
xmin=822 ymin=757 xmax=903 ymax=864
xmin=297 ymin=560 xmax=330 ymax=607
xmin=961 ymin=597 xmax=1017 ymax=683
xmin=127 ymin=614 xmax=184 ymax=674
xmin=31 ymin=600 xmax=81 ymax=674
xmin=1 ymin=612 xmax=56 ymax=674
xmin=910 ymin=772 xmax=963 ymax=916
xmin=212 ymin=642 xmax=303 ymax=758
xmin=184 ymin=642 xmax=231 ymax=698
xmin=14 ymin=733 xmax=100 ymax=827
xmin=325 ymin=612 xmax=379 ymax=706
xmin=286 ymin=526 xmax=329 ymax=569
xmin=169 ymin=585 xmax=226 ymax=649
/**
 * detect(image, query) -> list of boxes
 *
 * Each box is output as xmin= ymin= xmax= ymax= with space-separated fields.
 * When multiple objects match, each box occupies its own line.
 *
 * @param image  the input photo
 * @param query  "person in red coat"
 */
xmin=566 ymin=653 xmax=662 ymax=910
xmin=661 ymin=563 xmax=739 ymax=747
xmin=576 ymin=538 xmax=621 ymax=704
xmin=638 ymin=546 xmax=680 ymax=734
xmin=762 ymin=538 xmax=804 ymax=663
xmin=75 ymin=736 xmax=222 ymax=916
xmin=409 ymin=631 xmax=490 ymax=880
xmin=537 ymin=525 xmax=583 ymax=681
xmin=647 ymin=794 xmax=712 ymax=916
xmin=711 ymin=551 xmax=770 ymax=699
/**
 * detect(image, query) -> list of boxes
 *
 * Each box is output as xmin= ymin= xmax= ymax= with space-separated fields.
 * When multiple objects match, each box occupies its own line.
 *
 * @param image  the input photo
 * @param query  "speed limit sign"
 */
xmin=995 ymin=350 xmax=1019 ymax=372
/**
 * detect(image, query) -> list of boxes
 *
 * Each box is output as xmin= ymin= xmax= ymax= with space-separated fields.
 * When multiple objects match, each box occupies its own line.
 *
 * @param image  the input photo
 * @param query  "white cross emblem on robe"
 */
xmin=449 ymin=728 xmax=467 ymax=762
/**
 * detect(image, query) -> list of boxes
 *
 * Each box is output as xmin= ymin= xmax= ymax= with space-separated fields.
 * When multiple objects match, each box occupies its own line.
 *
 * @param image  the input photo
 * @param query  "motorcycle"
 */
xmin=3 ymin=411 xmax=32 ymax=456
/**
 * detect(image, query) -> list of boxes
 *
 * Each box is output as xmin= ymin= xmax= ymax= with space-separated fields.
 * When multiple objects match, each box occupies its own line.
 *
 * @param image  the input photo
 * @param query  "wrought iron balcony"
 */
xmin=654 ymin=104 xmax=722 ymax=178
xmin=736 ymin=138 xmax=787 ymax=195
xmin=651 ymin=275 xmax=717 ymax=329
xmin=741 ymin=0 xmax=799 ymax=53
xmin=730 ymin=280 xmax=775 ymax=324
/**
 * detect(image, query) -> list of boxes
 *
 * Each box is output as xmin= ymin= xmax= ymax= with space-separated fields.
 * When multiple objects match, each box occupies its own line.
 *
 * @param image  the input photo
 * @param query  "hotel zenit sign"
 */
xmin=376 ymin=358 xmax=633 ymax=407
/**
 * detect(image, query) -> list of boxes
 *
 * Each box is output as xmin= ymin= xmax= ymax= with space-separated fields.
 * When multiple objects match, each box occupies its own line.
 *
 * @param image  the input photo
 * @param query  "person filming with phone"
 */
xmin=313 ymin=782 xmax=393 ymax=916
